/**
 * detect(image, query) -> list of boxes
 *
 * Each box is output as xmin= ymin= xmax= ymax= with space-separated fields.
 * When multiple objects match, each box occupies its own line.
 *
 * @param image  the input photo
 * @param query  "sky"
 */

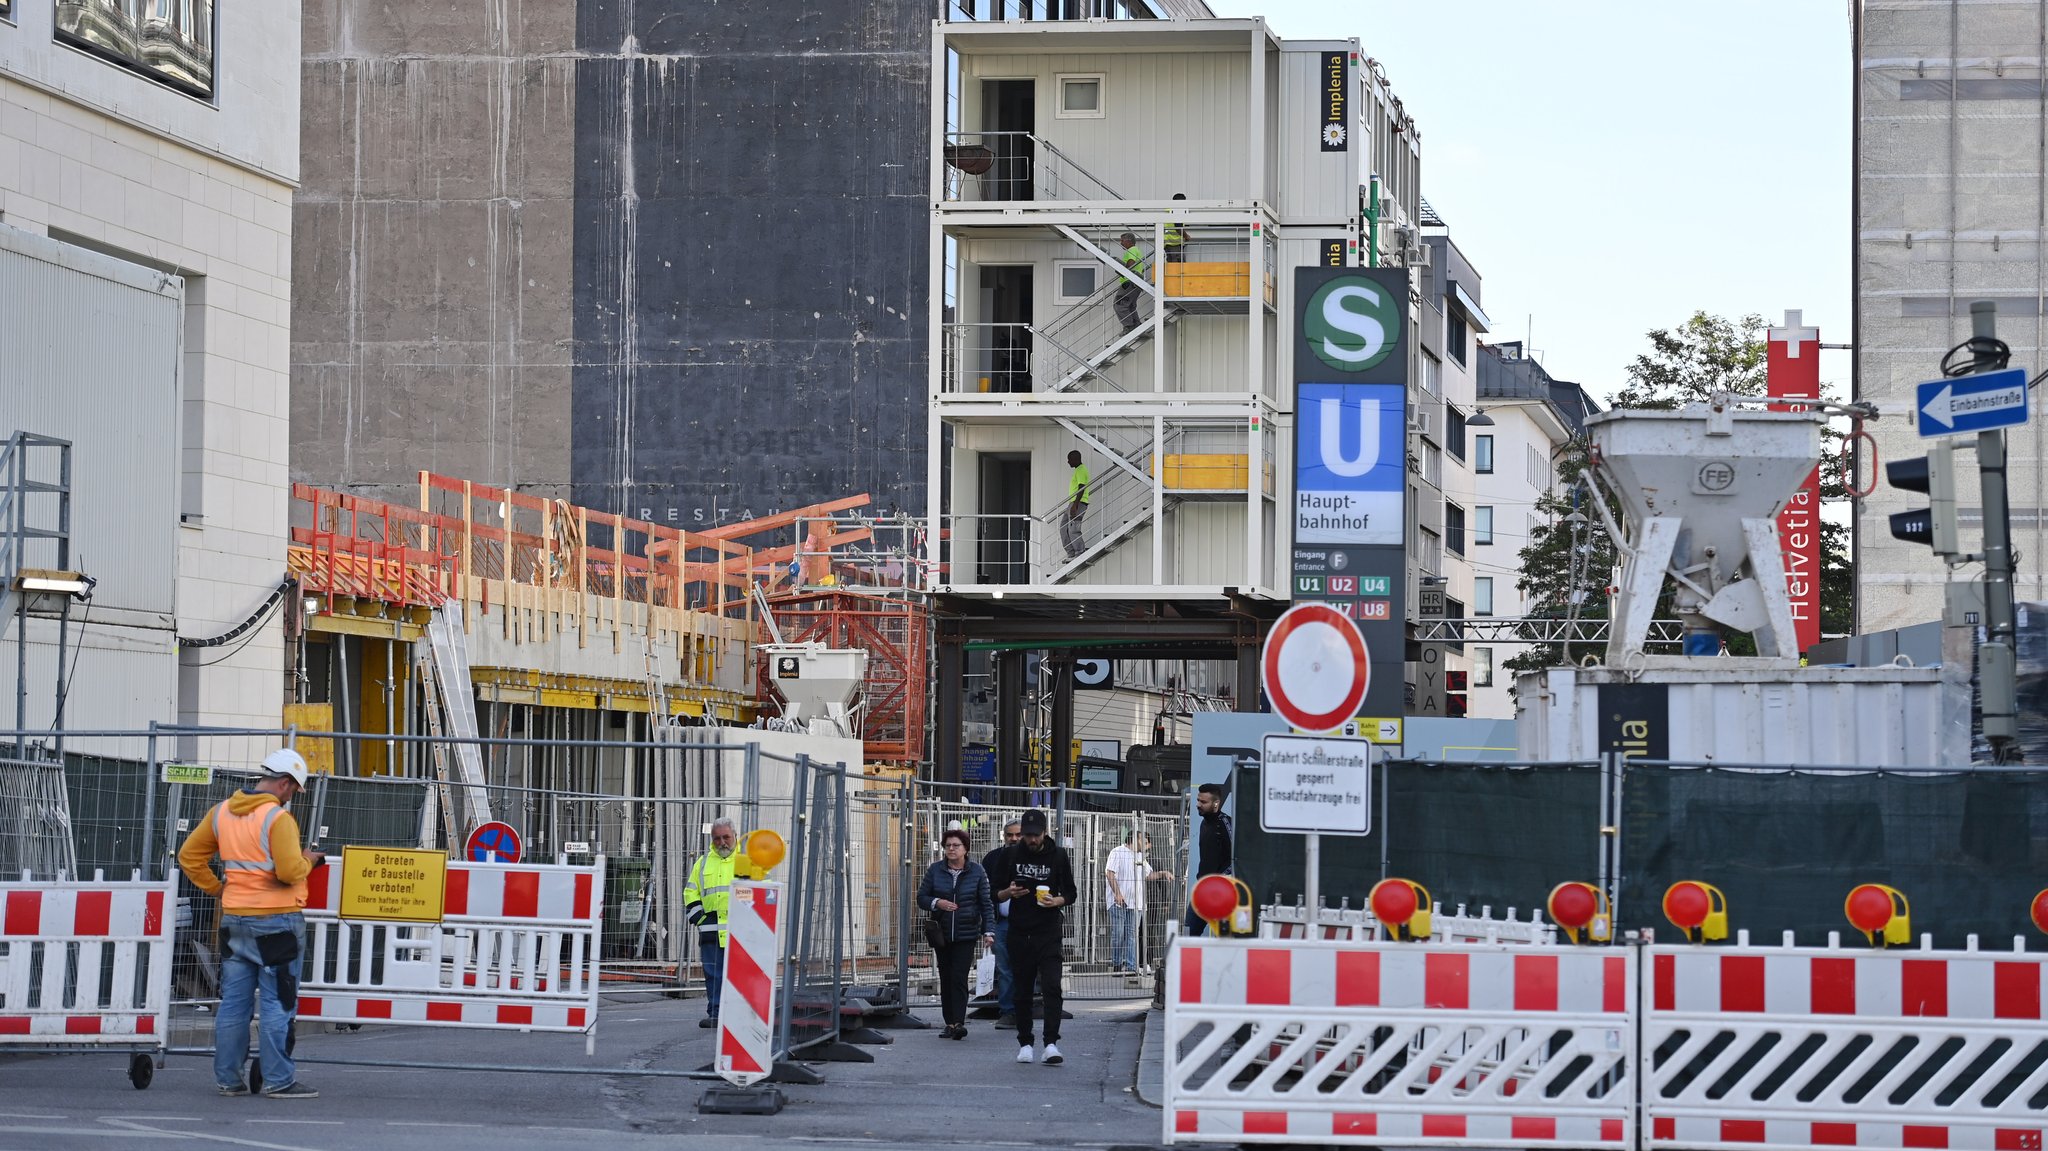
xmin=1207 ymin=0 xmax=1854 ymax=400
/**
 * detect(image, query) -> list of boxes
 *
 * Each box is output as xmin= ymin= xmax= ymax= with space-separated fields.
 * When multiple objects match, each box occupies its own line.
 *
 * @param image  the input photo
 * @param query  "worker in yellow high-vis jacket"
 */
xmin=682 ymin=816 xmax=764 ymax=1028
xmin=178 ymin=748 xmax=326 ymax=1100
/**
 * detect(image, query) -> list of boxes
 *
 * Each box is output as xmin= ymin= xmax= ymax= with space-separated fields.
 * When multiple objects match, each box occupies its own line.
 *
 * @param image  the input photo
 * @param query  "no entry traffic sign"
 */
xmin=465 ymin=820 xmax=523 ymax=864
xmin=1260 ymin=602 xmax=1369 ymax=735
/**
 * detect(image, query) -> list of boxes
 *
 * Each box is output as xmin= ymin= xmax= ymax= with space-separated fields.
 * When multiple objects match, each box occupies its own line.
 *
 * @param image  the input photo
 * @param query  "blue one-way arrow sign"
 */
xmin=1917 ymin=367 xmax=2031 ymax=438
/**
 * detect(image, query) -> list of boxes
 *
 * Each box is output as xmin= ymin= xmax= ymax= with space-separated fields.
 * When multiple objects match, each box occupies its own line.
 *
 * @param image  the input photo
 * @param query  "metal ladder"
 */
xmin=418 ymin=603 xmax=492 ymax=839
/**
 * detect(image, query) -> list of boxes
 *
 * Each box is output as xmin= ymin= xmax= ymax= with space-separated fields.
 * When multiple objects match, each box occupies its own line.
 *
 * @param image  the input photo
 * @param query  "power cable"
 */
xmin=179 ymin=577 xmax=292 ymax=648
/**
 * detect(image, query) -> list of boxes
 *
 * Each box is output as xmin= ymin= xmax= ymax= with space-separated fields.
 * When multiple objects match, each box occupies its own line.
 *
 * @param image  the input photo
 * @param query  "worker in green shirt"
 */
xmin=1113 ymin=231 xmax=1144 ymax=333
xmin=1164 ymin=193 xmax=1187 ymax=263
xmin=1061 ymin=450 xmax=1090 ymax=559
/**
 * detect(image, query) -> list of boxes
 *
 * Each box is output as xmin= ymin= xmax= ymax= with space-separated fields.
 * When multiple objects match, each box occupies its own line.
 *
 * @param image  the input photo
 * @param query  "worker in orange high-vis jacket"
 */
xmin=178 ymin=748 xmax=327 ymax=1100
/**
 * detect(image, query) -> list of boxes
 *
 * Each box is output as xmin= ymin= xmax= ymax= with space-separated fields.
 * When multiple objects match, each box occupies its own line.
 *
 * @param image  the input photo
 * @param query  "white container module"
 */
xmin=1513 ymin=661 xmax=1967 ymax=768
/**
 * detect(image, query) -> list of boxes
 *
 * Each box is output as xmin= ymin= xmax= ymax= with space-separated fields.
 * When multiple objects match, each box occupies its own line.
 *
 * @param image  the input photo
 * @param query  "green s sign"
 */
xmin=1303 ymin=275 xmax=1402 ymax=373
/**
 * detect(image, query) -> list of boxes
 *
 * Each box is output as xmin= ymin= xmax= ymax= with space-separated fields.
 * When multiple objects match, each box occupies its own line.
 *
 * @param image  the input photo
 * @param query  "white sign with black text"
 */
xmin=1259 ymin=733 xmax=1373 ymax=836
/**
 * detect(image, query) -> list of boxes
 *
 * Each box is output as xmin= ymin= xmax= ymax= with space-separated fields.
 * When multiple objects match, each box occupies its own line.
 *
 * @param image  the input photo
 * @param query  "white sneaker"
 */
xmin=1042 ymin=1043 xmax=1063 ymax=1066
xmin=1016 ymin=1044 xmax=1035 ymax=1064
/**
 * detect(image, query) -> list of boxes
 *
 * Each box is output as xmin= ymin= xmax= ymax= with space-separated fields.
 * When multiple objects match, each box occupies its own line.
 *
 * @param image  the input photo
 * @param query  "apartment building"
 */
xmin=924 ymin=10 xmax=1427 ymax=782
xmin=1 ymin=1 xmax=299 ymax=731
xmin=1411 ymin=224 xmax=1486 ymax=718
xmin=1467 ymin=342 xmax=1599 ymax=719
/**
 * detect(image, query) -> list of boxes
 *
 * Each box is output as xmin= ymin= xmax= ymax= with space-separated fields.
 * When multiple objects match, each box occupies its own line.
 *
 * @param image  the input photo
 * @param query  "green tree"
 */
xmin=1504 ymin=311 xmax=1852 ymax=675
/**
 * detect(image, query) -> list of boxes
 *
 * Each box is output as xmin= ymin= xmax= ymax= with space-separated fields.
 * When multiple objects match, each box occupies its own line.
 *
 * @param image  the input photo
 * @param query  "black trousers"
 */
xmin=1005 ymin=924 xmax=1063 ymax=1045
xmin=936 ymin=940 xmax=976 ymax=1026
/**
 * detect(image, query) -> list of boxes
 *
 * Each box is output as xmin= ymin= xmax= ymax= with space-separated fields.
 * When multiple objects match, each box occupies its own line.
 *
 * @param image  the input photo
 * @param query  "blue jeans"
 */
xmin=992 ymin=917 xmax=1014 ymax=1014
xmin=215 ymin=912 xmax=305 ymax=1091
xmin=1108 ymin=904 xmax=1139 ymax=970
xmin=700 ymin=930 xmax=725 ymax=1017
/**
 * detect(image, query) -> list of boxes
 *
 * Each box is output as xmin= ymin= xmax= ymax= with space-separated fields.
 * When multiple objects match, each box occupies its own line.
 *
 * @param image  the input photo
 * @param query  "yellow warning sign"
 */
xmin=338 ymin=845 xmax=449 ymax=923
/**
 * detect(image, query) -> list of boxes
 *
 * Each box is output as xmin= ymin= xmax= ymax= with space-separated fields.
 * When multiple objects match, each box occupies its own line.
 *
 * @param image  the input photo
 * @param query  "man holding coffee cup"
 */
xmin=987 ymin=809 xmax=1077 ymax=1065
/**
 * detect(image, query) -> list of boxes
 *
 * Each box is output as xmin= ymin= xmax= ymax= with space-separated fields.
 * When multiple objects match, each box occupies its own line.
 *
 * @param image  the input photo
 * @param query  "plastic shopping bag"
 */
xmin=974 ymin=949 xmax=995 ymax=998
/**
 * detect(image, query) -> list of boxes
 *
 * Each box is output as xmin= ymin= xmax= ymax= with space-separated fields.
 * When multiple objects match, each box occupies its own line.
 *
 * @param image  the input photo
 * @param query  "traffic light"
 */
xmin=1887 ymin=439 xmax=1959 ymax=558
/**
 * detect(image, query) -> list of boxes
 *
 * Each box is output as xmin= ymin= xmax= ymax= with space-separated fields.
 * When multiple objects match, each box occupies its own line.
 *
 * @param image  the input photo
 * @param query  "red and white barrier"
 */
xmin=0 ymin=874 xmax=174 ymax=1085
xmin=715 ymin=879 xmax=782 ymax=1087
xmin=298 ymin=857 xmax=604 ymax=1052
xmin=1645 ymin=939 xmax=2048 ymax=1151
xmin=1164 ymin=935 xmax=1635 ymax=1147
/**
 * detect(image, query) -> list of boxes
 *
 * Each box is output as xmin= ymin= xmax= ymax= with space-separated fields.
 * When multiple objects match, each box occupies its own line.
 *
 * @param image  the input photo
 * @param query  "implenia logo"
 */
xmin=1303 ymin=276 xmax=1400 ymax=373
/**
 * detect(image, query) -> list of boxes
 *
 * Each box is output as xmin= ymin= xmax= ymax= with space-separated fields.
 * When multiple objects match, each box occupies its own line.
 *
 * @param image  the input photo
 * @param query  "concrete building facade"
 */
xmin=1 ymin=0 xmax=299 ymax=731
xmin=292 ymin=0 xmax=932 ymax=530
xmin=1856 ymin=0 xmax=2048 ymax=632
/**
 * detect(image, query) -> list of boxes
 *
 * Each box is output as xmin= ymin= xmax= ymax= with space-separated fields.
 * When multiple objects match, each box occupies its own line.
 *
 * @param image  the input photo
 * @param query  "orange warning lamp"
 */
xmin=742 ymin=829 xmax=787 ymax=876
xmin=1661 ymin=881 xmax=1728 ymax=943
xmin=1369 ymin=877 xmax=1433 ymax=942
xmin=2032 ymin=889 xmax=2048 ymax=936
xmin=1547 ymin=882 xmax=1612 ymax=945
xmin=1188 ymin=874 xmax=1254 ymax=936
xmin=1845 ymin=883 xmax=1910 ymax=947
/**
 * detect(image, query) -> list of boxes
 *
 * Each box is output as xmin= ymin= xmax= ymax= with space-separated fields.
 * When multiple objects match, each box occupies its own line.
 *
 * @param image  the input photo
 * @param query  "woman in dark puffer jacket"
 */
xmin=917 ymin=828 xmax=996 ymax=1039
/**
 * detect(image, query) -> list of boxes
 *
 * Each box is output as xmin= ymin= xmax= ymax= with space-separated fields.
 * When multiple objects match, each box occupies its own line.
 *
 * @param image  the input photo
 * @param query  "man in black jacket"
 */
xmin=989 ymin=809 xmax=1077 ymax=1065
xmin=1183 ymin=782 xmax=1233 ymax=937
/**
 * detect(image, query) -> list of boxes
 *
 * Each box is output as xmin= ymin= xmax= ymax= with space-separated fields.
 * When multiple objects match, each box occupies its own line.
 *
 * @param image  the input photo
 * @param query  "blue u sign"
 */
xmin=1296 ymin=382 xmax=1405 ymax=546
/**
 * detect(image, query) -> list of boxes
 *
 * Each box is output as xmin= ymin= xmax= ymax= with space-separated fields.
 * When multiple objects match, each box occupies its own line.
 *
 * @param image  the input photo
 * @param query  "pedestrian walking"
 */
xmin=177 ymin=748 xmax=326 ymax=1099
xmin=989 ymin=809 xmax=1077 ymax=1066
xmin=684 ymin=817 xmax=756 ymax=1028
xmin=1183 ymin=782 xmax=1233 ymax=938
xmin=981 ymin=819 xmax=1023 ymax=1028
xmin=918 ymin=828 xmax=996 ymax=1040
xmin=1104 ymin=830 xmax=1170 ymax=972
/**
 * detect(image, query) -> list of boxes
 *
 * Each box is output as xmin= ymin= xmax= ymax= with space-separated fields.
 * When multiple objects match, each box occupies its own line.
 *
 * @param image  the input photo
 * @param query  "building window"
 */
xmin=1418 ymin=351 xmax=1441 ymax=398
xmin=1057 ymin=73 xmax=1105 ymax=119
xmin=1054 ymin=261 xmax=1100 ymax=305
xmin=1474 ymin=505 xmax=1493 ymax=545
xmin=1445 ymin=406 xmax=1467 ymax=461
xmin=1446 ymin=503 xmax=1466 ymax=556
xmin=1473 ymin=646 xmax=1494 ymax=687
xmin=57 ymin=0 xmax=216 ymax=99
xmin=1474 ymin=576 xmax=1494 ymax=616
xmin=1448 ymin=311 xmax=1468 ymax=366
xmin=1417 ymin=527 xmax=1442 ymax=574
xmin=1474 ymin=434 xmax=1494 ymax=474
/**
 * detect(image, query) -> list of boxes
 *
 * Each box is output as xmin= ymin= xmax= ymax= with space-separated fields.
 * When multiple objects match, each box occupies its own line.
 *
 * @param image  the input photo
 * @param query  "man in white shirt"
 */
xmin=1103 ymin=830 xmax=1169 ymax=973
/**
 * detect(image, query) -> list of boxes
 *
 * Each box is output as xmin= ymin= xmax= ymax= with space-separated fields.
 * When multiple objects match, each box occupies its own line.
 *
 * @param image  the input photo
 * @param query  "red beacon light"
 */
xmin=1369 ymin=877 xmax=1433 ymax=942
xmin=2032 ymin=889 xmax=2048 ymax=936
xmin=1845 ymin=883 xmax=1911 ymax=948
xmin=1547 ymin=882 xmax=1612 ymax=945
xmin=1189 ymin=873 xmax=1253 ymax=936
xmin=1661 ymin=880 xmax=1728 ymax=943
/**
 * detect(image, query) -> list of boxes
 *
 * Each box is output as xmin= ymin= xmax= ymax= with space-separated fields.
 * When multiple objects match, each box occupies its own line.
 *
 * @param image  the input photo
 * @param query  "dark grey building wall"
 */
xmin=570 ymin=1 xmax=931 ymax=527
xmin=293 ymin=0 xmax=931 ymax=527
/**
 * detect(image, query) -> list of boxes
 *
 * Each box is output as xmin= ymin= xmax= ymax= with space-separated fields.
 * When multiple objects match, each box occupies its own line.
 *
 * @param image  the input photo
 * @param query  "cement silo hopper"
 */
xmin=1584 ymin=400 xmax=1821 ymax=662
xmin=762 ymin=642 xmax=868 ymax=740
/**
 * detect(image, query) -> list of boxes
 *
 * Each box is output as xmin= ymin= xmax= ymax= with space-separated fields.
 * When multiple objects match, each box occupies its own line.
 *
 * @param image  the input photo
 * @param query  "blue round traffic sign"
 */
xmin=465 ymin=821 xmax=522 ymax=864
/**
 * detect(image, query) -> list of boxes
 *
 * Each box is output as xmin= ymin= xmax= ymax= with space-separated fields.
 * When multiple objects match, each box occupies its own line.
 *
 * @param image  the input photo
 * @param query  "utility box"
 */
xmin=1514 ymin=659 xmax=1966 ymax=767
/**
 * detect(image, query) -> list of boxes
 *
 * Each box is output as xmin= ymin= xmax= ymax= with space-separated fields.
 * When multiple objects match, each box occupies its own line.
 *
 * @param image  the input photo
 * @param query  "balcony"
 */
xmin=941 ymin=131 xmax=1124 ymax=205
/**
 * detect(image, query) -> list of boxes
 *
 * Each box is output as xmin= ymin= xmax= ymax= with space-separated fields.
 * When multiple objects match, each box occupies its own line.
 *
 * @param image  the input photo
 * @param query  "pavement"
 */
xmin=0 ymin=990 xmax=1174 ymax=1151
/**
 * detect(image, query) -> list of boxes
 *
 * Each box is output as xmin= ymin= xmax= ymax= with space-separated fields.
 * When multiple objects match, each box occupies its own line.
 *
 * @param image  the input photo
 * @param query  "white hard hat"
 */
xmin=260 ymin=748 xmax=309 ymax=787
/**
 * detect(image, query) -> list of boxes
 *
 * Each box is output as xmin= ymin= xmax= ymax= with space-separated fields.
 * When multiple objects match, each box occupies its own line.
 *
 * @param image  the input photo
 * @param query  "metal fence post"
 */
xmin=894 ymin=780 xmax=913 ymax=1005
xmin=830 ymin=762 xmax=847 ymax=1047
xmin=140 ymin=721 xmax=159 ymax=881
xmin=776 ymin=752 xmax=810 ymax=1063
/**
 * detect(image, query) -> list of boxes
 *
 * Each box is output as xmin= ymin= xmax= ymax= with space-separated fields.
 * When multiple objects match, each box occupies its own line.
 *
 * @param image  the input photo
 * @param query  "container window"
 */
xmin=1057 ymin=73 xmax=1104 ymax=119
xmin=1055 ymin=261 xmax=1099 ymax=305
xmin=56 ymin=0 xmax=216 ymax=100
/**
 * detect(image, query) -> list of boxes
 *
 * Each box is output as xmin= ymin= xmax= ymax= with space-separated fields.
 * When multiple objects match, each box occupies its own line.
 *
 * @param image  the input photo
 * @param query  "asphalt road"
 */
xmin=0 ymin=992 xmax=1171 ymax=1151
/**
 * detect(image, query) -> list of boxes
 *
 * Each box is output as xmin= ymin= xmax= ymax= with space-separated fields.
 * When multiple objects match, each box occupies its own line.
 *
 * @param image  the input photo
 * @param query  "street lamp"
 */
xmin=1466 ymin=407 xmax=1497 ymax=427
